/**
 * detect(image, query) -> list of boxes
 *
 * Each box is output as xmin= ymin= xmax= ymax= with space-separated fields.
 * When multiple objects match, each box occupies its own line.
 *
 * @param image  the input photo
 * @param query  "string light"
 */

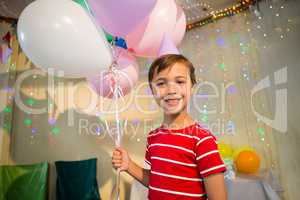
xmin=187 ymin=0 xmax=256 ymax=30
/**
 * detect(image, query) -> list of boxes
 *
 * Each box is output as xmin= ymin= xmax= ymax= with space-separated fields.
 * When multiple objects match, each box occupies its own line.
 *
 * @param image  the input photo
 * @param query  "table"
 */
xmin=130 ymin=174 xmax=282 ymax=200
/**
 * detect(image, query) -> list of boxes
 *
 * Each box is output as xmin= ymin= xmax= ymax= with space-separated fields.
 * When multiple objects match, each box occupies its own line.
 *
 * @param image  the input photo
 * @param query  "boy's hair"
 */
xmin=148 ymin=54 xmax=197 ymax=88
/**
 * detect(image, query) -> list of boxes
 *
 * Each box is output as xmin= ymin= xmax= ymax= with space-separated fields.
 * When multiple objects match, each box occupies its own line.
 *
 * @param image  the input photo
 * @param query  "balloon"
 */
xmin=105 ymin=32 xmax=114 ymax=43
xmin=126 ymin=0 xmax=186 ymax=58
xmin=115 ymin=38 xmax=127 ymax=49
xmin=158 ymin=34 xmax=180 ymax=57
xmin=73 ymin=0 xmax=115 ymax=44
xmin=87 ymin=0 xmax=156 ymax=37
xmin=235 ymin=150 xmax=260 ymax=174
xmin=74 ymin=0 xmax=91 ymax=13
xmin=218 ymin=143 xmax=233 ymax=158
xmin=233 ymin=146 xmax=256 ymax=161
xmin=87 ymin=47 xmax=139 ymax=98
xmin=17 ymin=0 xmax=113 ymax=78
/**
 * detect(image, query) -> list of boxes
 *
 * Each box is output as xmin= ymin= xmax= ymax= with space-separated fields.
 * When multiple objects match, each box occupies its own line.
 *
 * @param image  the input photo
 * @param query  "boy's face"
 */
xmin=151 ymin=62 xmax=193 ymax=115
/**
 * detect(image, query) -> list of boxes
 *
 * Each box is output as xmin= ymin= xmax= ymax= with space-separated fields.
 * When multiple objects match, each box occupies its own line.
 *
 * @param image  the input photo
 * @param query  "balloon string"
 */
xmin=114 ymin=75 xmax=121 ymax=147
xmin=108 ymin=42 xmax=122 ymax=200
xmin=112 ymin=59 xmax=122 ymax=200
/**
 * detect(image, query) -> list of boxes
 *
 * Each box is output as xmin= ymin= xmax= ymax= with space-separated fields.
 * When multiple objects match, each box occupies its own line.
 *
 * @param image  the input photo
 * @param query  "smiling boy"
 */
xmin=112 ymin=54 xmax=227 ymax=200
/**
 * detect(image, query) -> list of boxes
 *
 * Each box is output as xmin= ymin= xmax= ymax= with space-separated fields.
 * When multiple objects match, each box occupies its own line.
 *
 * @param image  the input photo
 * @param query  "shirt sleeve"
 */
xmin=144 ymin=137 xmax=151 ymax=169
xmin=195 ymin=134 xmax=226 ymax=178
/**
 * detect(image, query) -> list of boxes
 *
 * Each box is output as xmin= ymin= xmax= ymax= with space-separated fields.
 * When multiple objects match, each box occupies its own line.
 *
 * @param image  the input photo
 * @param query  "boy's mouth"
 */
xmin=163 ymin=97 xmax=182 ymax=107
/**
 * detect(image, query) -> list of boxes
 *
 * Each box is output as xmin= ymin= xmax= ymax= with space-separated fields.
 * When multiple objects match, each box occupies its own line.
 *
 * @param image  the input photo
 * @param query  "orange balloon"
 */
xmin=235 ymin=150 xmax=260 ymax=174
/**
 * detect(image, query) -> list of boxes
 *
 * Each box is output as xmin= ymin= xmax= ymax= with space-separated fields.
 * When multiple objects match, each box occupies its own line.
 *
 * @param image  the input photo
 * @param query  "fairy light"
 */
xmin=51 ymin=127 xmax=60 ymax=135
xmin=187 ymin=0 xmax=256 ymax=30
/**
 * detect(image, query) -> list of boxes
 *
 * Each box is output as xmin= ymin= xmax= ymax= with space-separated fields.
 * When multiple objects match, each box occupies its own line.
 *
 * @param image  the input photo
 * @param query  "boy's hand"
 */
xmin=112 ymin=147 xmax=131 ymax=172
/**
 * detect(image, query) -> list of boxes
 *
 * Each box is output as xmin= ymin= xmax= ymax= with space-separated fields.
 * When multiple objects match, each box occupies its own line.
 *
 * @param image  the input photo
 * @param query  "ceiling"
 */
xmin=0 ymin=0 xmax=237 ymax=23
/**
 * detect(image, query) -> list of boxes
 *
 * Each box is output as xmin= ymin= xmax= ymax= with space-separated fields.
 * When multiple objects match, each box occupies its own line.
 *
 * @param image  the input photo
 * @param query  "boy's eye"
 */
xmin=176 ymin=80 xmax=186 ymax=84
xmin=156 ymin=82 xmax=165 ymax=86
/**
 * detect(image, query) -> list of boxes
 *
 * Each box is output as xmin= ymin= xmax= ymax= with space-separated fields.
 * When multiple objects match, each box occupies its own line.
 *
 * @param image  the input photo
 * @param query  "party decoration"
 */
xmin=87 ymin=47 xmax=139 ymax=99
xmin=51 ymin=127 xmax=60 ymax=135
xmin=87 ymin=0 xmax=156 ymax=37
xmin=17 ymin=0 xmax=113 ymax=78
xmin=235 ymin=150 xmax=260 ymax=174
xmin=227 ymin=85 xmax=237 ymax=94
xmin=115 ymin=37 xmax=127 ymax=49
xmin=218 ymin=63 xmax=226 ymax=71
xmin=2 ymin=31 xmax=11 ymax=44
xmin=223 ymin=158 xmax=236 ymax=180
xmin=187 ymin=0 xmax=256 ymax=30
xmin=158 ymin=34 xmax=180 ymax=57
xmin=26 ymin=98 xmax=36 ymax=106
xmin=74 ymin=0 xmax=91 ymax=12
xmin=216 ymin=37 xmax=226 ymax=47
xmin=24 ymin=118 xmax=32 ymax=126
xmin=0 ymin=44 xmax=13 ymax=64
xmin=232 ymin=146 xmax=255 ymax=161
xmin=31 ymin=127 xmax=38 ymax=134
xmin=105 ymin=32 xmax=114 ymax=43
xmin=201 ymin=115 xmax=208 ymax=122
xmin=88 ymin=48 xmax=138 ymax=200
xmin=257 ymin=127 xmax=265 ymax=138
xmin=3 ymin=106 xmax=12 ymax=113
xmin=48 ymin=118 xmax=56 ymax=126
xmin=218 ymin=143 xmax=233 ymax=158
xmin=3 ymin=123 xmax=11 ymax=131
xmin=126 ymin=0 xmax=186 ymax=58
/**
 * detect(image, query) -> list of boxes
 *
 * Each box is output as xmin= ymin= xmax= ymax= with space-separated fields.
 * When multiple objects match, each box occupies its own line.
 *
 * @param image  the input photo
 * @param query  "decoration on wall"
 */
xmin=0 ymin=43 xmax=13 ymax=64
xmin=187 ymin=0 xmax=256 ymax=30
xmin=235 ymin=150 xmax=261 ymax=174
xmin=2 ymin=31 xmax=11 ymax=44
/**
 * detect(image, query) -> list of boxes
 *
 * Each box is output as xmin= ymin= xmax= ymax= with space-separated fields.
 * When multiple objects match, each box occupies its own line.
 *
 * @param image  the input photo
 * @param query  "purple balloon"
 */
xmin=87 ymin=0 xmax=156 ymax=37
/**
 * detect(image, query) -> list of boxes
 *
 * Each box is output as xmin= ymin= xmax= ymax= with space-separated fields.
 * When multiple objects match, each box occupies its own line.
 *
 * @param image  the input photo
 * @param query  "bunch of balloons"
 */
xmin=17 ymin=0 xmax=186 ymax=85
xmin=17 ymin=2 xmax=187 ymax=198
xmin=218 ymin=143 xmax=261 ymax=174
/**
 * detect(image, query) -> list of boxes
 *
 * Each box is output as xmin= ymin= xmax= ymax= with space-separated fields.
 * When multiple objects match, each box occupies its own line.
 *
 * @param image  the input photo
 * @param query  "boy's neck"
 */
xmin=162 ymin=110 xmax=195 ymax=130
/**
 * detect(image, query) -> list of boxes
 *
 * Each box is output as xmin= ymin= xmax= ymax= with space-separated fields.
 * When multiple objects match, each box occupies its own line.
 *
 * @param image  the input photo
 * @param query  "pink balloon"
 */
xmin=87 ymin=0 xmax=156 ymax=37
xmin=126 ymin=0 xmax=186 ymax=58
xmin=87 ymin=47 xmax=139 ymax=99
xmin=158 ymin=34 xmax=180 ymax=57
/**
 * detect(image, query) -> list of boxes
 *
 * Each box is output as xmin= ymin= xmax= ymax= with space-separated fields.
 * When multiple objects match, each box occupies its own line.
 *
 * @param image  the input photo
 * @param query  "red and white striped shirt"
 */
xmin=144 ymin=122 xmax=226 ymax=200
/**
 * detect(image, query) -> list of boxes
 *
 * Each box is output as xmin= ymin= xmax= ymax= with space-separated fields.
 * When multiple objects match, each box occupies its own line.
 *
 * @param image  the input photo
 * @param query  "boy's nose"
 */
xmin=166 ymin=83 xmax=178 ymax=94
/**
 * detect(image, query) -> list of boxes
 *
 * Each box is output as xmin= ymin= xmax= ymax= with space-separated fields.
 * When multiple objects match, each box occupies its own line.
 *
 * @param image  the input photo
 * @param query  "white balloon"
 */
xmin=17 ymin=0 xmax=113 ymax=78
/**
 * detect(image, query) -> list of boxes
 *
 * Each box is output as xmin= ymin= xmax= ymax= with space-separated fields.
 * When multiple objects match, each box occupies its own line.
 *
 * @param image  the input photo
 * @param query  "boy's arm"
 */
xmin=126 ymin=159 xmax=150 ymax=187
xmin=204 ymin=173 xmax=227 ymax=200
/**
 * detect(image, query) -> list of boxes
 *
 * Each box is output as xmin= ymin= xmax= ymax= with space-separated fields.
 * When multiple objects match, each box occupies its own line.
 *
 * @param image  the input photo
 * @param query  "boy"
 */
xmin=112 ymin=54 xmax=227 ymax=199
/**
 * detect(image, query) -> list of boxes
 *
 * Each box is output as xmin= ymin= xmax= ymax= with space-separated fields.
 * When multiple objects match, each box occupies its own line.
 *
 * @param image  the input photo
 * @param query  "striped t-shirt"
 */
xmin=144 ymin=122 xmax=226 ymax=200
